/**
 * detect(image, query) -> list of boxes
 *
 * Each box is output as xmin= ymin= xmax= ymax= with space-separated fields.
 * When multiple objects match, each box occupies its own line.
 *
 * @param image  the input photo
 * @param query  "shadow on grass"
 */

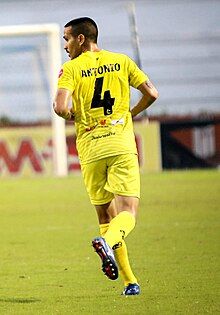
xmin=0 ymin=297 xmax=41 ymax=303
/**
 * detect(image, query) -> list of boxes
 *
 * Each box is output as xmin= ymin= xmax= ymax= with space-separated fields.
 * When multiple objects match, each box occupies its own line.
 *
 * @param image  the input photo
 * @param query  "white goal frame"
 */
xmin=0 ymin=23 xmax=67 ymax=177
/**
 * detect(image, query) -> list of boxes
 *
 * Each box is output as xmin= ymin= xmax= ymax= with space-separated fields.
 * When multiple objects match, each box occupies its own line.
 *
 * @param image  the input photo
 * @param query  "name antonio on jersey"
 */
xmin=81 ymin=63 xmax=120 ymax=78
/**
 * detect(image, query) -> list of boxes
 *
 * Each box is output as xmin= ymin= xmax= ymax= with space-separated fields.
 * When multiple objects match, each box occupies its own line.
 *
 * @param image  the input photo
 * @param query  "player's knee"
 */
xmin=115 ymin=195 xmax=139 ymax=218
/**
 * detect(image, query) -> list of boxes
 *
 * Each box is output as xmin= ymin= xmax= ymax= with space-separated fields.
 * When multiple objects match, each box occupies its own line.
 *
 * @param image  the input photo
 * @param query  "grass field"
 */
xmin=0 ymin=170 xmax=219 ymax=314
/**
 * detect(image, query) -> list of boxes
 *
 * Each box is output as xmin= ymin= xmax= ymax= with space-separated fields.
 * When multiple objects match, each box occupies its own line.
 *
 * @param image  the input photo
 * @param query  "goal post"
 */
xmin=0 ymin=23 xmax=67 ymax=177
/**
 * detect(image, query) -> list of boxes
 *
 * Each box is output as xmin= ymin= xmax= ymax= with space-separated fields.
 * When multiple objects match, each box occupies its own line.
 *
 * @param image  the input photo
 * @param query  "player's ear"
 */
xmin=78 ymin=34 xmax=85 ymax=46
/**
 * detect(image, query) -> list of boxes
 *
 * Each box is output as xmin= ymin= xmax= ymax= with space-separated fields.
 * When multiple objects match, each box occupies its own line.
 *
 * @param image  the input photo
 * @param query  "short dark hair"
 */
xmin=65 ymin=17 xmax=98 ymax=43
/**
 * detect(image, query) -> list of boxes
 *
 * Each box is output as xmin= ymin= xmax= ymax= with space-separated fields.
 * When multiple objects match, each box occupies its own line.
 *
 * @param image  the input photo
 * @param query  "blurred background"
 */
xmin=0 ymin=0 xmax=220 ymax=176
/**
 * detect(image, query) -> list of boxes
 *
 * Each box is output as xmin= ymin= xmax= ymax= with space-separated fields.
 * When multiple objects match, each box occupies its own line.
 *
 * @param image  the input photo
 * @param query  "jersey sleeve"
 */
xmin=127 ymin=56 xmax=149 ymax=88
xmin=57 ymin=61 xmax=75 ymax=92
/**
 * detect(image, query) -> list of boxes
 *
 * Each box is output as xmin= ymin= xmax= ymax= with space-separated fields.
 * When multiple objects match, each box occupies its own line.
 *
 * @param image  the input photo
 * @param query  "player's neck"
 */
xmin=82 ymin=42 xmax=101 ymax=53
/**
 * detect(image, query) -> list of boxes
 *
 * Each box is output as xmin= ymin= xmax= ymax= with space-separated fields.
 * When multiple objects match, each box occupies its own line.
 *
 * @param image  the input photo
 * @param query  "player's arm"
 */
xmin=130 ymin=81 xmax=159 ymax=118
xmin=53 ymin=88 xmax=74 ymax=121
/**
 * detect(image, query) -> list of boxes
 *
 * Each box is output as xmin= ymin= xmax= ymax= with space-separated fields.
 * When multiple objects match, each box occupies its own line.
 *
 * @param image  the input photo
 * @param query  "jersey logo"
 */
xmin=100 ymin=119 xmax=107 ymax=126
xmin=111 ymin=118 xmax=124 ymax=126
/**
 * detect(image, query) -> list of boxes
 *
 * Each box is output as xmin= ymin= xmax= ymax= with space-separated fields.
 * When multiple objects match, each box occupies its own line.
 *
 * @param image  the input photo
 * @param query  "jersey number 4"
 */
xmin=91 ymin=77 xmax=115 ymax=115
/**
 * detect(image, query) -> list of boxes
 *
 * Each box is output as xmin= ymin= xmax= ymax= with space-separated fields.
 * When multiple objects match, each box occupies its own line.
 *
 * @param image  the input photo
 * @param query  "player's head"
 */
xmin=65 ymin=17 xmax=98 ymax=43
xmin=63 ymin=17 xmax=98 ymax=59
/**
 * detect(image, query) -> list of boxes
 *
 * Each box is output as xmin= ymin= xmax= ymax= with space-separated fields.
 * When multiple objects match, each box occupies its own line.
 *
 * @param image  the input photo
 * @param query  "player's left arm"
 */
xmin=53 ymin=88 xmax=74 ymax=121
xmin=130 ymin=81 xmax=159 ymax=118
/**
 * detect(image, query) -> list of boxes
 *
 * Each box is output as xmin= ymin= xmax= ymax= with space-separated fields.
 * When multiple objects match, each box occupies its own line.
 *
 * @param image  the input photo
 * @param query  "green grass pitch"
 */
xmin=0 ymin=170 xmax=219 ymax=314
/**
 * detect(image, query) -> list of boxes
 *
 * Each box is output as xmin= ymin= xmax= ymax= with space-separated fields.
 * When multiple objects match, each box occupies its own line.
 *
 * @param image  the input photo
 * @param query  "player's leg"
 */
xmin=103 ymin=154 xmax=140 ymax=248
xmin=81 ymin=155 xmax=140 ymax=292
xmin=102 ymin=154 xmax=141 ymax=294
xmin=94 ymin=196 xmax=139 ymax=286
xmin=95 ymin=193 xmax=138 ymax=248
xmin=96 ymin=196 xmax=140 ymax=294
xmin=81 ymin=160 xmax=119 ymax=280
xmin=114 ymin=241 xmax=140 ymax=295
xmin=92 ymin=201 xmax=119 ymax=280
xmin=103 ymin=196 xmax=138 ymax=248
xmin=97 ymin=199 xmax=139 ymax=294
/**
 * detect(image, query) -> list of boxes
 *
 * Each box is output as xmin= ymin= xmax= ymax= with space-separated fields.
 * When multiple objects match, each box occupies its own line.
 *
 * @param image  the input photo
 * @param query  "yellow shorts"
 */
xmin=81 ymin=154 xmax=140 ymax=205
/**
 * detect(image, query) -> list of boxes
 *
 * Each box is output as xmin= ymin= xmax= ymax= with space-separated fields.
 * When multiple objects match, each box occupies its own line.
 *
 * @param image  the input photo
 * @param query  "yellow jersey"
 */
xmin=58 ymin=50 xmax=148 ymax=164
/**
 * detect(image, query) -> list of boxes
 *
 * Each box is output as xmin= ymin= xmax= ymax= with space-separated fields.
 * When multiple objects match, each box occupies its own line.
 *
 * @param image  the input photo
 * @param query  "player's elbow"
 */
xmin=145 ymin=89 xmax=159 ymax=104
xmin=149 ymin=88 xmax=159 ymax=102
xmin=139 ymin=82 xmax=159 ymax=103
xmin=53 ymin=101 xmax=64 ymax=116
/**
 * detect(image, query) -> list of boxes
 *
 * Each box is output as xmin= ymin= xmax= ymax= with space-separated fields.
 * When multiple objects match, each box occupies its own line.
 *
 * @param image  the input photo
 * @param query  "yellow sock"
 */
xmin=99 ymin=223 xmax=137 ymax=286
xmin=99 ymin=223 xmax=109 ymax=237
xmin=113 ymin=240 xmax=138 ymax=286
xmin=104 ymin=211 xmax=136 ymax=249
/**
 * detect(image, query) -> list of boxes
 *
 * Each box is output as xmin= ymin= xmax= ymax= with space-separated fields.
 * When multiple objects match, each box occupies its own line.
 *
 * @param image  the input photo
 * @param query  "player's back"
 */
xmin=71 ymin=50 xmax=133 ymax=129
xmin=58 ymin=49 xmax=147 ymax=163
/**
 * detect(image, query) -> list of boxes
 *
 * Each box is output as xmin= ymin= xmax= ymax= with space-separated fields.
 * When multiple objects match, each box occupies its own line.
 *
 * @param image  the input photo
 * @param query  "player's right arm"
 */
xmin=130 ymin=80 xmax=159 ymax=118
xmin=53 ymin=62 xmax=75 ymax=121
xmin=53 ymin=88 xmax=74 ymax=121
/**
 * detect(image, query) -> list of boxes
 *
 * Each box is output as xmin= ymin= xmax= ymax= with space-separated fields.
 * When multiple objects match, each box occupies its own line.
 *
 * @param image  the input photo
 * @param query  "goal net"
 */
xmin=0 ymin=24 xmax=67 ymax=177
